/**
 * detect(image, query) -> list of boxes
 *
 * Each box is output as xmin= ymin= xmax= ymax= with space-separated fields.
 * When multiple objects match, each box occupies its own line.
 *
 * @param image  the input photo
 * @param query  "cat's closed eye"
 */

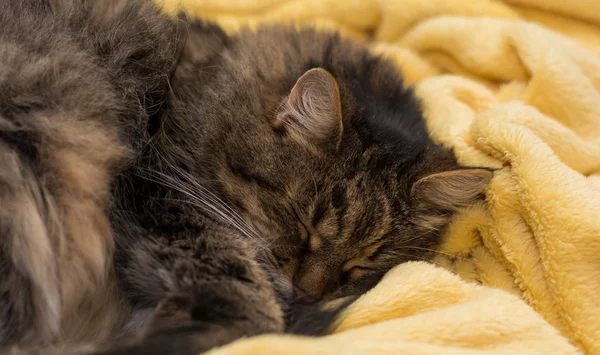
xmin=346 ymin=266 xmax=374 ymax=280
xmin=339 ymin=265 xmax=375 ymax=285
xmin=341 ymin=261 xmax=376 ymax=280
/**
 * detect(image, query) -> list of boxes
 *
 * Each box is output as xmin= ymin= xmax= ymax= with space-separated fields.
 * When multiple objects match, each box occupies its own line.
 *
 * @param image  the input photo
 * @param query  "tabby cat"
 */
xmin=0 ymin=0 xmax=492 ymax=353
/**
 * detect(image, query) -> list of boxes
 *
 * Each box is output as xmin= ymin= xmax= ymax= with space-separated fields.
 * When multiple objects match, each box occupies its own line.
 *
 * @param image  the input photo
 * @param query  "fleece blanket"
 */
xmin=155 ymin=0 xmax=600 ymax=354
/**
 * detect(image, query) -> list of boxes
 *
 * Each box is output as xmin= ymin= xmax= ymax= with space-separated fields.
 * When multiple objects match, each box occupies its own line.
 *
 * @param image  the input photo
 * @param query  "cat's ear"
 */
xmin=411 ymin=169 xmax=493 ymax=229
xmin=275 ymin=68 xmax=343 ymax=144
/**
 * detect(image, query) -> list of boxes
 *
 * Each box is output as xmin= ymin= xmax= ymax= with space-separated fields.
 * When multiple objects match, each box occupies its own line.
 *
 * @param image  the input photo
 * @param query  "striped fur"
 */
xmin=0 ymin=1 xmax=492 ymax=353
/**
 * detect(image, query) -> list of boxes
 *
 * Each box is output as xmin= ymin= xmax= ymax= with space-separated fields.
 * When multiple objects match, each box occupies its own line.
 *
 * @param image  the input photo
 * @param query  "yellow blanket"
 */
xmin=156 ymin=0 xmax=600 ymax=353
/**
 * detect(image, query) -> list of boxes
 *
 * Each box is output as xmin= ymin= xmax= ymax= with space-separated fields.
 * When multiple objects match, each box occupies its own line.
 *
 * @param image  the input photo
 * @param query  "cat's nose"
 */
xmin=293 ymin=284 xmax=318 ymax=304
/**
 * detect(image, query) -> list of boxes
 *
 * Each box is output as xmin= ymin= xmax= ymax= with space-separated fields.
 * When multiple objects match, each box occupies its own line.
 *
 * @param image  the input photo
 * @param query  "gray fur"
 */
xmin=0 ymin=0 xmax=492 ymax=353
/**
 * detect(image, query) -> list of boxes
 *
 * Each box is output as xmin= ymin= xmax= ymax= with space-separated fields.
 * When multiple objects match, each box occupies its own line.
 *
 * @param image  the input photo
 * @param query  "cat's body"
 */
xmin=0 ymin=0 xmax=492 ymax=353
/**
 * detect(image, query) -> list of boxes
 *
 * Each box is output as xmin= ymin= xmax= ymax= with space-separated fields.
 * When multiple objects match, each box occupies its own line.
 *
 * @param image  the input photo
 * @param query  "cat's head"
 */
xmin=217 ymin=66 xmax=491 ymax=303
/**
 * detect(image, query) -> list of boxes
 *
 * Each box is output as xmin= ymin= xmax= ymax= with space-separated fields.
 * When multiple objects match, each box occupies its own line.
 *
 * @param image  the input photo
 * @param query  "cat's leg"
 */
xmin=108 ymin=225 xmax=284 ymax=354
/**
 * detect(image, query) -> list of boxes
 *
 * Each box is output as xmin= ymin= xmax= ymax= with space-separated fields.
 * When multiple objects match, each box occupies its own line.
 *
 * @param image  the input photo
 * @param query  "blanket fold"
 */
xmin=157 ymin=0 xmax=600 ymax=353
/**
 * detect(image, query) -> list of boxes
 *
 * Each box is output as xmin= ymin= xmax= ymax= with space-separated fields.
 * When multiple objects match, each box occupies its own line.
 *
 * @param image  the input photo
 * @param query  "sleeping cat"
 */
xmin=0 ymin=0 xmax=492 ymax=353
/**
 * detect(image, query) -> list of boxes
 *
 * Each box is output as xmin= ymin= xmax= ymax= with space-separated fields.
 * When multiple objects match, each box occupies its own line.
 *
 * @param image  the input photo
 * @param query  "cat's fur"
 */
xmin=0 ymin=0 xmax=492 ymax=353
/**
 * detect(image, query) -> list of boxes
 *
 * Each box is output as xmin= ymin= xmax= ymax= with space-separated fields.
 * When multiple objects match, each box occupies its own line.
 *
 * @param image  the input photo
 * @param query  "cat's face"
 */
xmin=218 ymin=68 xmax=491 ymax=303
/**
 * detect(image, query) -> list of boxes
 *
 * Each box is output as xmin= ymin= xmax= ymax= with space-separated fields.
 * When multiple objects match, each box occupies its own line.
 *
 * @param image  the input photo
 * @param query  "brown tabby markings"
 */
xmin=0 ymin=1 xmax=493 ymax=353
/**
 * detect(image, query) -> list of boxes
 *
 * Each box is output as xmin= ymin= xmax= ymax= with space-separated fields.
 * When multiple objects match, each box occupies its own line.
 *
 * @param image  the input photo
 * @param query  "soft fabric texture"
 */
xmin=156 ymin=0 xmax=600 ymax=353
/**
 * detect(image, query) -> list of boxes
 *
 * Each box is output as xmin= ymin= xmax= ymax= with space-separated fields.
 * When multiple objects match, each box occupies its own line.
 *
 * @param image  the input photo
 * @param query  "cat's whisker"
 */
xmin=156 ymin=178 xmax=267 ymax=248
xmin=139 ymin=151 xmax=225 ymax=211
xmin=267 ymin=242 xmax=312 ymax=251
xmin=152 ymin=160 xmax=229 ymax=212
xmin=399 ymin=228 xmax=440 ymax=245
xmin=398 ymin=246 xmax=464 ymax=260
xmin=138 ymin=172 xmax=269 ymax=251
xmin=154 ymin=166 xmax=267 ymax=245
xmin=160 ymin=195 xmax=261 ymax=245
xmin=153 ymin=180 xmax=256 ymax=242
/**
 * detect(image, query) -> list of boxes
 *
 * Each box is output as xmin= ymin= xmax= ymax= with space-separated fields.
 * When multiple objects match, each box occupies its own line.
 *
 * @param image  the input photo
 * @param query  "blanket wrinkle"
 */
xmin=155 ymin=0 xmax=600 ymax=353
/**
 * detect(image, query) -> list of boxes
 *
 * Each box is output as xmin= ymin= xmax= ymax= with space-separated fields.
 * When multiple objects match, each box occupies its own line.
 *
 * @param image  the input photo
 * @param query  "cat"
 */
xmin=0 ymin=0 xmax=493 ymax=353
